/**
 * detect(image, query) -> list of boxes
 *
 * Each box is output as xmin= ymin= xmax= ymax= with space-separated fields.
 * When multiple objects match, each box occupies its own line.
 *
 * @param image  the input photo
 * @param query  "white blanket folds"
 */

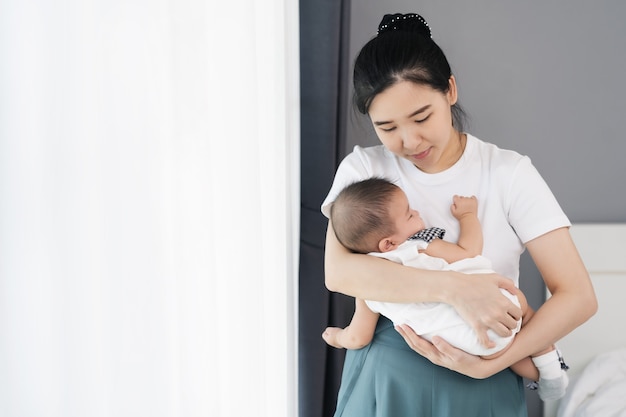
xmin=557 ymin=348 xmax=626 ymax=417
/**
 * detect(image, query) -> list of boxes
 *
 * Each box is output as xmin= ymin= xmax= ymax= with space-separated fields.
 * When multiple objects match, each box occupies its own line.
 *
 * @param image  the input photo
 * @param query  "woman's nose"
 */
xmin=400 ymin=127 xmax=422 ymax=148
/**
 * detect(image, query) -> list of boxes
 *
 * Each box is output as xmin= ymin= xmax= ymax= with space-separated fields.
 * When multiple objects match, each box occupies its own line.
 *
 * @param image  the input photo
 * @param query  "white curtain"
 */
xmin=0 ymin=1 xmax=299 ymax=416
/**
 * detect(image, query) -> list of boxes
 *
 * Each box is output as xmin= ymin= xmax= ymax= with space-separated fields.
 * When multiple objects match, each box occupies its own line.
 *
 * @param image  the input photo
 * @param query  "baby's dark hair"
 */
xmin=329 ymin=178 xmax=401 ymax=254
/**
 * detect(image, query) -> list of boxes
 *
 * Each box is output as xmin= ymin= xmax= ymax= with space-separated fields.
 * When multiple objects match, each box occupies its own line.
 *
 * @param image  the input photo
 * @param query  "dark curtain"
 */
xmin=298 ymin=1 xmax=353 ymax=417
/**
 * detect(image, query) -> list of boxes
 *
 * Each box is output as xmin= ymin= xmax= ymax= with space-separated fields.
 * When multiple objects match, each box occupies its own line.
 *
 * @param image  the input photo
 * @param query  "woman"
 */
xmin=322 ymin=13 xmax=596 ymax=416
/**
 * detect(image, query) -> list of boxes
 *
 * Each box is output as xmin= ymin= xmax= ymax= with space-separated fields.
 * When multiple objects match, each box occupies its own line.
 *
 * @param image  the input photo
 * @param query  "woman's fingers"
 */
xmin=396 ymin=325 xmax=488 ymax=378
xmin=473 ymin=326 xmax=495 ymax=349
xmin=396 ymin=324 xmax=439 ymax=357
xmin=454 ymin=274 xmax=523 ymax=344
xmin=395 ymin=324 xmax=463 ymax=367
xmin=498 ymin=278 xmax=524 ymax=322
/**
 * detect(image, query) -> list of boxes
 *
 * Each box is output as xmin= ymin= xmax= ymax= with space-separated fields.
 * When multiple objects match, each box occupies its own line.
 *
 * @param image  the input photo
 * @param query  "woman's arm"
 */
xmin=325 ymin=220 xmax=523 ymax=346
xmin=397 ymin=227 xmax=597 ymax=378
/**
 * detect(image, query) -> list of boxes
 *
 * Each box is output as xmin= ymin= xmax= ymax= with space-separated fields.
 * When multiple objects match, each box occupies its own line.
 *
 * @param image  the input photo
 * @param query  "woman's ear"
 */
xmin=447 ymin=75 xmax=458 ymax=106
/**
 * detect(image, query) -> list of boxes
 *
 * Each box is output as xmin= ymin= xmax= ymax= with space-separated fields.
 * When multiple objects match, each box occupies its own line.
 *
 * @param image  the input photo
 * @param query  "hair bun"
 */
xmin=377 ymin=13 xmax=431 ymax=38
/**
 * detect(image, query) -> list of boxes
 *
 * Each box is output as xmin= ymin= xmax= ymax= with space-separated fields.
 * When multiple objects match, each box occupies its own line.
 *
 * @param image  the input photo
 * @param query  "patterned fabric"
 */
xmin=407 ymin=227 xmax=446 ymax=243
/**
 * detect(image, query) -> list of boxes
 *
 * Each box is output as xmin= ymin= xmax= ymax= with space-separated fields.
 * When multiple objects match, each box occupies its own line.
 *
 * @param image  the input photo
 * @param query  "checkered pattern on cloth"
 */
xmin=407 ymin=227 xmax=446 ymax=243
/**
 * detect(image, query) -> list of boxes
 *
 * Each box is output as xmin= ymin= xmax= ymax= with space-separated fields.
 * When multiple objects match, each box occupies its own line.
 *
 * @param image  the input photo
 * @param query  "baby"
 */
xmin=324 ymin=177 xmax=568 ymax=400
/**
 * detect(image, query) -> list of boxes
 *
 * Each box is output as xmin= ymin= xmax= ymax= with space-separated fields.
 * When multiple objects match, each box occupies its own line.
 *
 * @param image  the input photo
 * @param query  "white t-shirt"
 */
xmin=321 ymin=134 xmax=570 ymax=285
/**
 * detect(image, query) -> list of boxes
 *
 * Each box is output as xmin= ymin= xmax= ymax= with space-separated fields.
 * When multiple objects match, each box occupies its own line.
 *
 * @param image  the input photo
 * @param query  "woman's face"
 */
xmin=368 ymin=78 xmax=462 ymax=174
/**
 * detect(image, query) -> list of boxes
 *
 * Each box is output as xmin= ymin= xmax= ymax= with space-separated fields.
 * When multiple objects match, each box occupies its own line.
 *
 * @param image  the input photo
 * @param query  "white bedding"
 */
xmin=557 ymin=348 xmax=626 ymax=417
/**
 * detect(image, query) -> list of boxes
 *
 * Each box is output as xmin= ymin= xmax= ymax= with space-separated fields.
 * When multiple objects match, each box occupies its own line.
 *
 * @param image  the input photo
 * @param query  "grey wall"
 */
xmin=347 ymin=1 xmax=626 ymax=222
xmin=345 ymin=2 xmax=626 ymax=416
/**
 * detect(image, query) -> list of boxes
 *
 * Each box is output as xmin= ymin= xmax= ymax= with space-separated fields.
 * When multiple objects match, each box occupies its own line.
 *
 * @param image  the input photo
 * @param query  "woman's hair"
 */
xmin=353 ymin=13 xmax=467 ymax=131
xmin=329 ymin=178 xmax=400 ymax=254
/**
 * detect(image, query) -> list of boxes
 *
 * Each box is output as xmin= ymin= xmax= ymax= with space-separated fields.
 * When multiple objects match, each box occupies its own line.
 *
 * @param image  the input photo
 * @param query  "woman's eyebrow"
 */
xmin=407 ymin=105 xmax=431 ymax=118
xmin=373 ymin=105 xmax=431 ymax=126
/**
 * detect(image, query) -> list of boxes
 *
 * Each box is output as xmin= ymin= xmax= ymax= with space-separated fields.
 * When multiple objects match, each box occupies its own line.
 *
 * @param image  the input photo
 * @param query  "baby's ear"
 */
xmin=378 ymin=238 xmax=397 ymax=253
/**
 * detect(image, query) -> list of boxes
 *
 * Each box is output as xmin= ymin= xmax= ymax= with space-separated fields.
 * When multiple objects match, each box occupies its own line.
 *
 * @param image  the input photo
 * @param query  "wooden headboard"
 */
xmin=544 ymin=223 xmax=626 ymax=417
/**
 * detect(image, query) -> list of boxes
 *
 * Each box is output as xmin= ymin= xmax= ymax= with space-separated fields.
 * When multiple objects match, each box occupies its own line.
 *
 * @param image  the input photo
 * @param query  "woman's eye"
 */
xmin=415 ymin=115 xmax=430 ymax=123
xmin=380 ymin=127 xmax=396 ymax=132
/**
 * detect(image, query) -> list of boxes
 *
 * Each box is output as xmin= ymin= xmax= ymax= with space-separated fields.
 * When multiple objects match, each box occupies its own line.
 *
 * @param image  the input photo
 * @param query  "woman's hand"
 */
xmin=395 ymin=325 xmax=496 ymax=379
xmin=448 ymin=272 xmax=522 ymax=349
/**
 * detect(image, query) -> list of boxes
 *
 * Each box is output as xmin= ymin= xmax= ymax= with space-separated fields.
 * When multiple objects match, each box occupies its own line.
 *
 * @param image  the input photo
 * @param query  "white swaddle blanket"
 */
xmin=367 ymin=241 xmax=521 ymax=357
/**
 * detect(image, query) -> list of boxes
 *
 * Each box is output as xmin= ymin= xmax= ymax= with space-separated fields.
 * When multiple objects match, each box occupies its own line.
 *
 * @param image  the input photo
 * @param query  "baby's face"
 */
xmin=388 ymin=189 xmax=425 ymax=241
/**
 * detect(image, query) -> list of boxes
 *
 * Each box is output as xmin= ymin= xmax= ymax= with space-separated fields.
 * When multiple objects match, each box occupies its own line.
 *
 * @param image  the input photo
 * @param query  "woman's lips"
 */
xmin=411 ymin=148 xmax=430 ymax=160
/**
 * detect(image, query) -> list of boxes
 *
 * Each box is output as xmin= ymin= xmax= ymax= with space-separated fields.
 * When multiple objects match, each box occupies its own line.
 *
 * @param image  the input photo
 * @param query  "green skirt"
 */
xmin=334 ymin=317 xmax=527 ymax=417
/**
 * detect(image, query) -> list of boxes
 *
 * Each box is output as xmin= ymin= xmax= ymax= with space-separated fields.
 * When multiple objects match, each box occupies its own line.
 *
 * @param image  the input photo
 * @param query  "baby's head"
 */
xmin=330 ymin=178 xmax=425 ymax=253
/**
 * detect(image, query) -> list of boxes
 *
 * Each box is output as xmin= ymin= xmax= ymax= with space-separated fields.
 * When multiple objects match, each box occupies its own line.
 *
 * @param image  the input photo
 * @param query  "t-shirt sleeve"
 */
xmin=321 ymin=147 xmax=373 ymax=218
xmin=505 ymin=156 xmax=571 ymax=243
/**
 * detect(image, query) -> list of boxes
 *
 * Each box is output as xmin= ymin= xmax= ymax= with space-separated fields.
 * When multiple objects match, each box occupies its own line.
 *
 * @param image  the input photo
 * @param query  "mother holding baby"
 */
xmin=321 ymin=12 xmax=596 ymax=417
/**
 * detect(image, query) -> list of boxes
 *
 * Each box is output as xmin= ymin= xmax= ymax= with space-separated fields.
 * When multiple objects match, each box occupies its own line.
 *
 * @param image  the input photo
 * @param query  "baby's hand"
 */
xmin=450 ymin=195 xmax=478 ymax=219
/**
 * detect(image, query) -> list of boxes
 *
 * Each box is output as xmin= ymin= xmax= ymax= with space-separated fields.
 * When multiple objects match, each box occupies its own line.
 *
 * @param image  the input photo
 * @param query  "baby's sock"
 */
xmin=531 ymin=349 xmax=569 ymax=401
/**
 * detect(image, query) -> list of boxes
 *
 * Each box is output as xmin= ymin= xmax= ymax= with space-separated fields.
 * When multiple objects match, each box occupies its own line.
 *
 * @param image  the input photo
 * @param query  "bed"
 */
xmin=543 ymin=223 xmax=626 ymax=417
